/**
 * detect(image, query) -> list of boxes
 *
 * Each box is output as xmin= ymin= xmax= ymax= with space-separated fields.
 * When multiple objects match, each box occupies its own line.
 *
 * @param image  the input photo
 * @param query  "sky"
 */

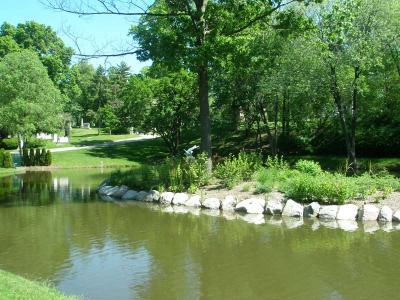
xmin=0 ymin=0 xmax=151 ymax=73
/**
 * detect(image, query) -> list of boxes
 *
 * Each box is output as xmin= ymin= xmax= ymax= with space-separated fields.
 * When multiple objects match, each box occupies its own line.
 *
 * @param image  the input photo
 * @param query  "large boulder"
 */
xmin=109 ymin=185 xmax=129 ymax=198
xmin=202 ymin=197 xmax=221 ymax=210
xmin=358 ymin=204 xmax=380 ymax=221
xmin=304 ymin=202 xmax=321 ymax=218
xmin=318 ymin=205 xmax=338 ymax=220
xmin=337 ymin=220 xmax=358 ymax=232
xmin=336 ymin=204 xmax=358 ymax=220
xmin=282 ymin=200 xmax=303 ymax=217
xmin=185 ymin=195 xmax=202 ymax=207
xmin=235 ymin=198 xmax=265 ymax=214
xmin=160 ymin=192 xmax=174 ymax=204
xmin=98 ymin=185 xmax=113 ymax=195
xmin=378 ymin=206 xmax=393 ymax=222
xmin=222 ymin=195 xmax=236 ymax=211
xmin=393 ymin=210 xmax=400 ymax=222
xmin=121 ymin=190 xmax=138 ymax=200
xmin=173 ymin=193 xmax=189 ymax=205
xmin=136 ymin=191 xmax=149 ymax=201
xmin=265 ymin=193 xmax=284 ymax=215
xmin=104 ymin=186 xmax=120 ymax=197
xmin=96 ymin=178 xmax=110 ymax=191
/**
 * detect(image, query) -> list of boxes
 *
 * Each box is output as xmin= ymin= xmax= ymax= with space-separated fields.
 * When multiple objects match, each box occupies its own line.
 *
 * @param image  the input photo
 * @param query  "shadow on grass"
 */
xmin=71 ymin=139 xmax=115 ymax=147
xmin=85 ymin=138 xmax=170 ymax=165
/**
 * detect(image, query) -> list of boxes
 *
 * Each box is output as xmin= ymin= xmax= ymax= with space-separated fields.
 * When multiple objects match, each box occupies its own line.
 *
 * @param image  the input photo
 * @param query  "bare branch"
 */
xmin=41 ymin=0 xmax=189 ymax=17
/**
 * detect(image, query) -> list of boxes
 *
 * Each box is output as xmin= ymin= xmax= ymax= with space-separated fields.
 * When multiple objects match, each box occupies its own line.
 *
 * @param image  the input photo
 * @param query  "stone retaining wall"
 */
xmin=97 ymin=182 xmax=400 ymax=229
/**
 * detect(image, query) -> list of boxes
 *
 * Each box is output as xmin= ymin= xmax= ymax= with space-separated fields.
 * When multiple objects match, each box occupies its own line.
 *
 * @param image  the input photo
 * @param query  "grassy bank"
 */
xmin=0 ymin=269 xmax=78 ymax=300
xmin=51 ymin=138 xmax=168 ymax=168
xmin=47 ymin=128 xmax=138 ymax=149
xmin=0 ymin=168 xmax=23 ymax=178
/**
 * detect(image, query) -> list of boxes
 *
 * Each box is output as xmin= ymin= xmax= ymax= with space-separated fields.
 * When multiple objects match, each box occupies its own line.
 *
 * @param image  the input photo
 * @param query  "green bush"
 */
xmin=254 ymin=166 xmax=295 ymax=194
xmin=266 ymin=155 xmax=288 ymax=169
xmin=25 ymin=138 xmax=46 ymax=149
xmin=110 ymin=153 xmax=210 ymax=192
xmin=2 ymin=151 xmax=13 ymax=168
xmin=45 ymin=150 xmax=52 ymax=166
xmin=214 ymin=151 xmax=262 ymax=188
xmin=34 ymin=149 xmax=41 ymax=166
xmin=0 ymin=138 xmax=18 ymax=150
xmin=294 ymin=159 xmax=323 ymax=176
xmin=22 ymin=148 xmax=29 ymax=166
xmin=0 ymin=149 xmax=4 ymax=167
xmin=29 ymin=148 xmax=35 ymax=165
xmin=40 ymin=148 xmax=47 ymax=166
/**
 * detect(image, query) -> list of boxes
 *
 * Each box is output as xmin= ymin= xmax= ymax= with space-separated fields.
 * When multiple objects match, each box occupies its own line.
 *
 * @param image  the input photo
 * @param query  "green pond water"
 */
xmin=0 ymin=171 xmax=400 ymax=300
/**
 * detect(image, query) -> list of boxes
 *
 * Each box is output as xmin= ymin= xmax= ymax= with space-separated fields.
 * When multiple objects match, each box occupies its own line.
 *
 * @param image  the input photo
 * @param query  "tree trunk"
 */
xmin=273 ymin=95 xmax=279 ymax=154
xmin=259 ymin=104 xmax=276 ymax=155
xmin=330 ymin=64 xmax=357 ymax=175
xmin=198 ymin=64 xmax=212 ymax=172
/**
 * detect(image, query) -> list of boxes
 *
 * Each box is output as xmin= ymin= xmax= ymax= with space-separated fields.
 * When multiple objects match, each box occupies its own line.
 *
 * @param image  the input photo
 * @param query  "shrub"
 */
xmin=294 ymin=159 xmax=323 ymax=176
xmin=29 ymin=148 xmax=35 ymax=165
xmin=0 ymin=149 xmax=4 ymax=167
xmin=45 ymin=150 xmax=52 ymax=166
xmin=22 ymin=148 xmax=29 ymax=166
xmin=265 ymin=155 xmax=288 ymax=169
xmin=254 ymin=166 xmax=294 ymax=194
xmin=2 ymin=151 xmax=13 ymax=168
xmin=34 ymin=149 xmax=41 ymax=166
xmin=284 ymin=172 xmax=355 ymax=204
xmin=0 ymin=138 xmax=18 ymax=150
xmin=214 ymin=151 xmax=262 ymax=188
xmin=40 ymin=148 xmax=47 ymax=166
xmin=25 ymin=138 xmax=46 ymax=149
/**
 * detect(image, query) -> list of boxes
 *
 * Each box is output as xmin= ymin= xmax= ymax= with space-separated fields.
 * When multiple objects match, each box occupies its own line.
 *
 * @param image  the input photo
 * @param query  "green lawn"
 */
xmin=52 ymin=137 xmax=169 ymax=168
xmin=0 ymin=269 xmax=78 ymax=300
xmin=47 ymin=128 xmax=138 ymax=149
xmin=0 ymin=168 xmax=24 ymax=178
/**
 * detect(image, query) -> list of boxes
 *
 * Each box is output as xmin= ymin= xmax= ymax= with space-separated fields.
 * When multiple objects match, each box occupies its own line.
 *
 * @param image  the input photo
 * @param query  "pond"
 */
xmin=0 ymin=171 xmax=400 ymax=300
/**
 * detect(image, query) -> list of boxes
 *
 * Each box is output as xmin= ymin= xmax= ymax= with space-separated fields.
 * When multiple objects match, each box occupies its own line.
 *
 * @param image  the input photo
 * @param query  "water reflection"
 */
xmin=0 ymin=172 xmax=400 ymax=299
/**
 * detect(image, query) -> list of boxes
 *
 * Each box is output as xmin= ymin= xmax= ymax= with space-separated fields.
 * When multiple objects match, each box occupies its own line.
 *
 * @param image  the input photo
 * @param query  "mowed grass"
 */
xmin=0 ymin=269 xmax=78 ymax=300
xmin=48 ymin=128 xmax=138 ymax=149
xmin=0 ymin=168 xmax=23 ymax=178
xmin=51 ymin=138 xmax=169 ymax=168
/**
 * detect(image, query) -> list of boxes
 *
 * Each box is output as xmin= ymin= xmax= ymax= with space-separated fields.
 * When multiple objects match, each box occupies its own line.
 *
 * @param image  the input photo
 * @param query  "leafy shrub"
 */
xmin=0 ymin=149 xmax=4 ymax=167
xmin=214 ymin=151 xmax=262 ymax=188
xmin=0 ymin=138 xmax=18 ymax=150
xmin=34 ymin=149 xmax=41 ymax=166
xmin=22 ymin=148 xmax=29 ymax=166
xmin=45 ymin=150 xmax=52 ymax=166
xmin=254 ymin=166 xmax=294 ymax=194
xmin=265 ymin=155 xmax=288 ymax=169
xmin=110 ymin=153 xmax=210 ymax=192
xmin=29 ymin=149 xmax=35 ymax=165
xmin=40 ymin=148 xmax=47 ymax=166
xmin=25 ymin=138 xmax=46 ymax=148
xmin=294 ymin=159 xmax=323 ymax=176
xmin=2 ymin=151 xmax=13 ymax=168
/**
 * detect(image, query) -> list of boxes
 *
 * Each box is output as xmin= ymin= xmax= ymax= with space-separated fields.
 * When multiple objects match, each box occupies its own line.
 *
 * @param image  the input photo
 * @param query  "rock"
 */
xmin=96 ymin=178 xmax=110 ymax=191
xmin=358 ymin=204 xmax=380 ymax=221
xmin=121 ymin=190 xmax=138 ymax=200
xmin=202 ymin=197 xmax=221 ymax=210
xmin=311 ymin=220 xmax=320 ymax=231
xmin=378 ymin=206 xmax=393 ymax=222
xmin=185 ymin=195 xmax=202 ymax=207
xmin=104 ymin=186 xmax=120 ymax=196
xmin=136 ymin=191 xmax=149 ymax=201
xmin=267 ymin=191 xmax=285 ymax=203
xmin=172 ymin=193 xmax=189 ymax=205
xmin=318 ymin=205 xmax=338 ymax=220
xmin=336 ymin=204 xmax=358 ymax=220
xmin=235 ymin=198 xmax=265 ymax=214
xmin=222 ymin=195 xmax=236 ymax=211
xmin=381 ymin=222 xmax=393 ymax=232
xmin=265 ymin=199 xmax=283 ymax=215
xmin=222 ymin=211 xmax=237 ymax=221
xmin=109 ymin=185 xmax=129 ymax=198
xmin=149 ymin=190 xmax=160 ymax=202
xmin=337 ymin=220 xmax=358 ymax=232
xmin=160 ymin=192 xmax=175 ymax=204
xmin=98 ymin=185 xmax=112 ymax=195
xmin=282 ymin=199 xmax=303 ymax=217
xmin=304 ymin=202 xmax=321 ymax=218
xmin=393 ymin=210 xmax=400 ymax=222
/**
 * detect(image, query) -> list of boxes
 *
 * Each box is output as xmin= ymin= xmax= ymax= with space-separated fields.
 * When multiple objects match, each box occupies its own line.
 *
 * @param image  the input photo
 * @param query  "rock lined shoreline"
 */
xmin=97 ymin=182 xmax=400 ymax=230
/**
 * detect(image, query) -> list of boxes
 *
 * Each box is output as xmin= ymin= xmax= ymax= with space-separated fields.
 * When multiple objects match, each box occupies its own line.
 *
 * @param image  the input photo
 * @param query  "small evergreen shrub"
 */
xmin=214 ymin=151 xmax=262 ymax=188
xmin=2 ymin=151 xmax=13 ymax=168
xmin=294 ymin=159 xmax=323 ymax=176
xmin=0 ymin=138 xmax=18 ymax=150
xmin=40 ymin=148 xmax=47 ymax=166
xmin=34 ymin=149 xmax=41 ymax=166
xmin=0 ymin=149 xmax=4 ymax=167
xmin=22 ymin=148 xmax=29 ymax=166
xmin=45 ymin=150 xmax=52 ymax=166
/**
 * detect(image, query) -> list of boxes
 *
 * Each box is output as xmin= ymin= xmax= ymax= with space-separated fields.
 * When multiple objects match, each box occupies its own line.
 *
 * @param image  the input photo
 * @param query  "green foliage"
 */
xmin=0 ymin=138 xmax=18 ymax=150
xmin=29 ymin=148 xmax=34 ymax=165
xmin=34 ymin=149 xmax=41 ymax=166
xmin=25 ymin=138 xmax=46 ymax=148
xmin=22 ymin=148 xmax=29 ymax=166
xmin=45 ymin=150 xmax=52 ymax=166
xmin=110 ymin=153 xmax=210 ymax=192
xmin=214 ymin=151 xmax=262 ymax=189
xmin=2 ymin=151 xmax=12 ymax=168
xmin=266 ymin=155 xmax=289 ymax=169
xmin=22 ymin=148 xmax=50 ymax=167
xmin=294 ymin=159 xmax=323 ymax=176
xmin=0 ymin=149 xmax=4 ymax=167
